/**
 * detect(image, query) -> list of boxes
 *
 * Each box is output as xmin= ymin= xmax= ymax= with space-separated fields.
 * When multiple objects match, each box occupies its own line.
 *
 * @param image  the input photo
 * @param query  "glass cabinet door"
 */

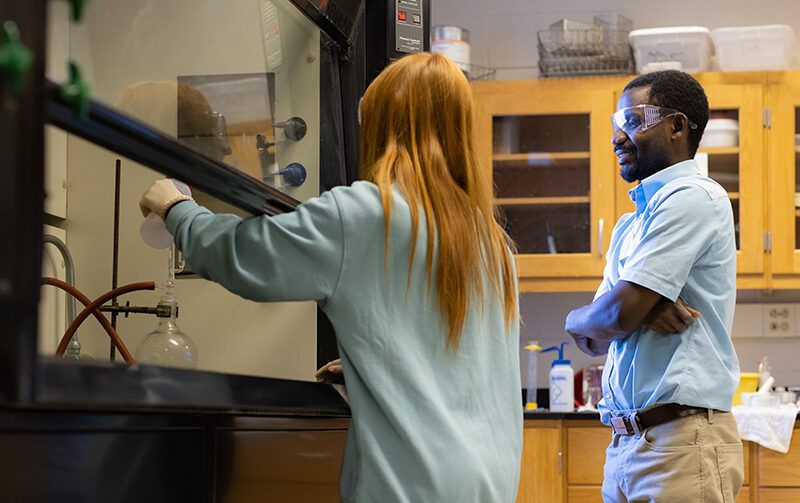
xmin=473 ymin=84 xmax=616 ymax=280
xmin=769 ymin=82 xmax=800 ymax=275
xmin=493 ymin=114 xmax=592 ymax=255
xmin=698 ymin=84 xmax=764 ymax=276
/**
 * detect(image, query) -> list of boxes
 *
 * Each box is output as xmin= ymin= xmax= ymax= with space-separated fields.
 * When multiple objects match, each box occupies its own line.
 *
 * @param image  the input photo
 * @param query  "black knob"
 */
xmin=273 ymin=117 xmax=307 ymax=141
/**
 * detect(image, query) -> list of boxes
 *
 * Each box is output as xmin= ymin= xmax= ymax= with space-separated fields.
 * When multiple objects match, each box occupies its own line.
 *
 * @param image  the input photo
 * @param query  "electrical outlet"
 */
xmin=762 ymin=303 xmax=796 ymax=338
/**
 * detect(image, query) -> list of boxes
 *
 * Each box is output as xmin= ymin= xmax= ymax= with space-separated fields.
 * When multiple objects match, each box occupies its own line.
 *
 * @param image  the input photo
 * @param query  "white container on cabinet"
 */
xmin=629 ymin=26 xmax=714 ymax=74
xmin=712 ymin=25 xmax=795 ymax=72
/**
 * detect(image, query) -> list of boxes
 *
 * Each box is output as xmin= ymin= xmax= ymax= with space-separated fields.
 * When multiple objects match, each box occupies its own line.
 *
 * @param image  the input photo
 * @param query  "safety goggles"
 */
xmin=611 ymin=104 xmax=697 ymax=134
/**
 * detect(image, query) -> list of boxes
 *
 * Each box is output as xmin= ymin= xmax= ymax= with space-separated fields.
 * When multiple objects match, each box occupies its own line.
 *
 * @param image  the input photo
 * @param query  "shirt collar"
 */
xmin=628 ymin=159 xmax=701 ymax=214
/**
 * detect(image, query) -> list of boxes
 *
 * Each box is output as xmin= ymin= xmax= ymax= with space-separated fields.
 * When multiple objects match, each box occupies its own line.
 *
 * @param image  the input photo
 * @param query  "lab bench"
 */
xmin=0 ymin=358 xmax=350 ymax=503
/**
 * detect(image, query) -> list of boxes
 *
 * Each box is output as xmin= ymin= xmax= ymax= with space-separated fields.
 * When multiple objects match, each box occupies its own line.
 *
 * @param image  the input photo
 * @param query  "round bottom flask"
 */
xmin=135 ymin=317 xmax=197 ymax=369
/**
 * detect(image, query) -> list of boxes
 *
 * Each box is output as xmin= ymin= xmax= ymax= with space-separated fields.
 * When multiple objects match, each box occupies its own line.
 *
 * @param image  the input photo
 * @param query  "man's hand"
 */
xmin=644 ymin=297 xmax=700 ymax=335
xmin=315 ymin=358 xmax=344 ymax=385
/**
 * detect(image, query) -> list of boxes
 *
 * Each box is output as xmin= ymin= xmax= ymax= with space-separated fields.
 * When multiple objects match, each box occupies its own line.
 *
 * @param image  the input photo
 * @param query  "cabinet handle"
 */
xmin=598 ymin=219 xmax=605 ymax=257
xmin=558 ymin=451 xmax=562 ymax=474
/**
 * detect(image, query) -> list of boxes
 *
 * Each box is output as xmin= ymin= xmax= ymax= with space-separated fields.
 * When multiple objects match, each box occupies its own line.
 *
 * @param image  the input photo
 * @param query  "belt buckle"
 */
xmin=610 ymin=416 xmax=633 ymax=435
xmin=610 ymin=412 xmax=641 ymax=435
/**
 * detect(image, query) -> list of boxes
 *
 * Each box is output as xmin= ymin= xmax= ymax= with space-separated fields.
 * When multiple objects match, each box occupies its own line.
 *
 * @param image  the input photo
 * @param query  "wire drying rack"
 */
xmin=464 ymin=63 xmax=497 ymax=82
xmin=537 ymin=29 xmax=634 ymax=78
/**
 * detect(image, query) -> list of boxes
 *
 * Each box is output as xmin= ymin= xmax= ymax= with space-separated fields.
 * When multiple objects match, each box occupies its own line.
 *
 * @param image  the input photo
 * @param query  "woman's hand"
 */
xmin=315 ymin=358 xmax=345 ymax=385
xmin=139 ymin=179 xmax=193 ymax=220
xmin=644 ymin=297 xmax=700 ymax=335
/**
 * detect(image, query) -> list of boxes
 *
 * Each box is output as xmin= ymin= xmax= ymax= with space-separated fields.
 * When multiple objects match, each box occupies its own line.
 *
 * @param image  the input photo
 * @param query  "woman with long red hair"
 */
xmin=140 ymin=52 xmax=522 ymax=501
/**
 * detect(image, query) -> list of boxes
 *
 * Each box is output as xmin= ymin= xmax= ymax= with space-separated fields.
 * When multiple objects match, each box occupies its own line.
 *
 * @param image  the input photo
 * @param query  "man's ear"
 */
xmin=671 ymin=114 xmax=691 ymax=140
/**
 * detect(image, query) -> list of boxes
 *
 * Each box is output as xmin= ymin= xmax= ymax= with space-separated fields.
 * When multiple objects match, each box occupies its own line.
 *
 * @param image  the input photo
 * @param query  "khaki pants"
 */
xmin=602 ymin=409 xmax=744 ymax=503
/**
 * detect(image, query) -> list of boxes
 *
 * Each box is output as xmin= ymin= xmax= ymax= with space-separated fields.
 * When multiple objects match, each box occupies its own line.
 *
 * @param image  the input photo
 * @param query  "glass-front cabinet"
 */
xmin=698 ymin=84 xmax=765 ymax=278
xmin=472 ymin=80 xmax=617 ymax=291
xmin=769 ymin=78 xmax=800 ymax=279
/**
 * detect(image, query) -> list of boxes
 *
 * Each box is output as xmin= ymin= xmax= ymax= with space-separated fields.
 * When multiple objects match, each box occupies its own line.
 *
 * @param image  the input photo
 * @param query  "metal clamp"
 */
xmin=61 ymin=61 xmax=91 ymax=119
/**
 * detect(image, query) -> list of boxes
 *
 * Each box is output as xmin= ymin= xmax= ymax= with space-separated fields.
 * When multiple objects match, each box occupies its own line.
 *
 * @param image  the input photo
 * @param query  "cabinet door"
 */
xmin=759 ymin=489 xmax=800 ymax=503
xmin=517 ymin=419 xmax=563 ymax=503
xmin=700 ymin=84 xmax=765 ymax=276
xmin=473 ymin=81 xmax=617 ymax=288
xmin=769 ymin=82 xmax=800 ymax=275
xmin=758 ymin=426 xmax=800 ymax=487
xmin=567 ymin=425 xmax=610 ymax=485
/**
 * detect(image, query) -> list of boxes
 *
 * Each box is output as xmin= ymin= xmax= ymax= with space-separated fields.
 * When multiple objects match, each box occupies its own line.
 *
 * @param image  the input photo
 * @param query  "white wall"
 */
xmin=432 ymin=0 xmax=800 ymax=80
xmin=433 ymin=0 xmax=800 ymax=392
xmin=520 ymin=291 xmax=800 ymax=395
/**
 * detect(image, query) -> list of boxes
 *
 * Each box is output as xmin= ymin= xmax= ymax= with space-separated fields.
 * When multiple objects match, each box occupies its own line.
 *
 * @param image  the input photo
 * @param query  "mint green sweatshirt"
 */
xmin=166 ymin=180 xmax=522 ymax=502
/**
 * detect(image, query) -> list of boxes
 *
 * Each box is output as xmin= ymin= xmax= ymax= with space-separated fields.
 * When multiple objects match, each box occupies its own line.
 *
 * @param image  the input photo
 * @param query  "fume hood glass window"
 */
xmin=39 ymin=0 xmax=325 ymax=381
xmin=491 ymin=114 xmax=591 ymax=254
xmin=66 ymin=0 xmax=320 ymax=203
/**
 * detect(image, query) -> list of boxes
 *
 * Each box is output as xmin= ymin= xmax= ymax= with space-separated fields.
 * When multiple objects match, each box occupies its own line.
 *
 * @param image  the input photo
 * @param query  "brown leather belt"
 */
xmin=609 ymin=403 xmax=712 ymax=435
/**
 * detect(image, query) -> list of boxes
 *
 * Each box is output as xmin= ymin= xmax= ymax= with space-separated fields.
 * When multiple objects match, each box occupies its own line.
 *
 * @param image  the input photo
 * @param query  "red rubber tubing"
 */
xmin=55 ymin=280 xmax=155 ymax=362
xmin=42 ymin=278 xmax=154 ymax=363
xmin=42 ymin=277 xmax=133 ymax=361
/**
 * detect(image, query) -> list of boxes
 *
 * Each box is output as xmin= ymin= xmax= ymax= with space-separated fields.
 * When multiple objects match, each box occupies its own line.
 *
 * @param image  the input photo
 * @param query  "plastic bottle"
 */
xmin=139 ymin=179 xmax=192 ymax=249
xmin=541 ymin=341 xmax=574 ymax=412
xmin=524 ymin=341 xmax=541 ymax=410
xmin=757 ymin=356 xmax=772 ymax=391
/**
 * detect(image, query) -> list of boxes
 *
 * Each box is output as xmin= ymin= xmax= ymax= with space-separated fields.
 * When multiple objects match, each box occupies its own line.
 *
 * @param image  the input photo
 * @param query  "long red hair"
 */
xmin=359 ymin=52 xmax=517 ymax=350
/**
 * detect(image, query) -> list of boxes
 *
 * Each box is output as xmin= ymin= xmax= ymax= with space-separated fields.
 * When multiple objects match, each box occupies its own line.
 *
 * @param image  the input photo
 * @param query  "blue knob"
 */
xmin=278 ymin=162 xmax=307 ymax=187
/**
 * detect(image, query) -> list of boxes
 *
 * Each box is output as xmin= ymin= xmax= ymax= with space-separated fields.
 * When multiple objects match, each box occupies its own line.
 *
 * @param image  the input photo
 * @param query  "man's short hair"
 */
xmin=624 ymin=70 xmax=709 ymax=156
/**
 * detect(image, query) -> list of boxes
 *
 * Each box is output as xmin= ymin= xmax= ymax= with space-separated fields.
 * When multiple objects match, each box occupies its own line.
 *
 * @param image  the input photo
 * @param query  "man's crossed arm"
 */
xmin=565 ymin=280 xmax=700 ymax=356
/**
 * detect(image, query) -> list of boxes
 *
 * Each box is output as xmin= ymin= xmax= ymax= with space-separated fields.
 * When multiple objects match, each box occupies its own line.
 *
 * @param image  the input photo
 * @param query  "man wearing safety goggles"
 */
xmin=566 ymin=70 xmax=742 ymax=502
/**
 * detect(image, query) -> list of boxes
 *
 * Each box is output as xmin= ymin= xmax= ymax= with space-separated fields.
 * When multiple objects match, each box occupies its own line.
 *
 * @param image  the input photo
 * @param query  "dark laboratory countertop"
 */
xmin=524 ymin=410 xmax=601 ymax=420
xmin=524 ymin=409 xmax=800 ymax=422
xmin=1 ymin=356 xmax=351 ymax=418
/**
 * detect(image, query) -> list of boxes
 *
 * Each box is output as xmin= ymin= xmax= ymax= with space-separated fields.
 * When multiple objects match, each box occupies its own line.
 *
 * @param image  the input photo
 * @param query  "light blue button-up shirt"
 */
xmin=595 ymin=159 xmax=739 ymax=425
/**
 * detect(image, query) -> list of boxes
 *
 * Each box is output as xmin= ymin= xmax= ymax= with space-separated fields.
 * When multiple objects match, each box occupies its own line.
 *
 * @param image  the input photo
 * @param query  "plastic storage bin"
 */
xmin=629 ymin=26 xmax=713 ymax=74
xmin=712 ymin=25 xmax=795 ymax=72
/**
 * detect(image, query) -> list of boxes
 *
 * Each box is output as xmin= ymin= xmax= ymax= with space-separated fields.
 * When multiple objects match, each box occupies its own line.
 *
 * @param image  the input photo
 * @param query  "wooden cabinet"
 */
xmin=758 ymin=489 xmax=800 ymax=503
xmin=517 ymin=419 xmax=563 ymax=503
xmin=474 ymin=71 xmax=800 ymax=292
xmin=520 ymin=417 xmax=798 ymax=502
xmin=767 ymin=73 xmax=800 ymax=284
xmin=565 ymin=423 xmax=610 ymax=502
xmin=694 ymin=81 xmax=765 ymax=280
xmin=759 ymin=425 xmax=800 ymax=488
xmin=472 ymin=79 xmax=618 ymax=292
